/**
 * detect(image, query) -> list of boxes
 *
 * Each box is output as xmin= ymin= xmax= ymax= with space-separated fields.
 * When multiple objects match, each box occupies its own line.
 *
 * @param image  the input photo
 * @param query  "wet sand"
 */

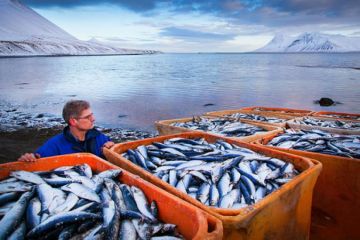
xmin=0 ymin=128 xmax=62 ymax=163
xmin=0 ymin=101 xmax=156 ymax=163
xmin=0 ymin=126 xmax=155 ymax=164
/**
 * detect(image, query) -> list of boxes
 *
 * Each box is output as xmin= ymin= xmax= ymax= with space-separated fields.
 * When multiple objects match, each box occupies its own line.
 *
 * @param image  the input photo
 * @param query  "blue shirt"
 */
xmin=36 ymin=126 xmax=110 ymax=158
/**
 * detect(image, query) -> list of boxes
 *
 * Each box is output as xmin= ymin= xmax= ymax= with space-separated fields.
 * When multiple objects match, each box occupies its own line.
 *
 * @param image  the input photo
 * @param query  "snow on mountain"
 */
xmin=256 ymin=32 xmax=360 ymax=52
xmin=0 ymin=0 xmax=157 ymax=56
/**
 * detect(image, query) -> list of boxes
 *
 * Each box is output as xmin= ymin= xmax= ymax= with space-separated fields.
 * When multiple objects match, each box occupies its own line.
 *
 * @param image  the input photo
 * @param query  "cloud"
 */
xmin=22 ymin=0 xmax=158 ymax=11
xmin=23 ymin=0 xmax=360 ymax=29
xmin=350 ymin=31 xmax=360 ymax=36
xmin=160 ymin=27 xmax=237 ymax=41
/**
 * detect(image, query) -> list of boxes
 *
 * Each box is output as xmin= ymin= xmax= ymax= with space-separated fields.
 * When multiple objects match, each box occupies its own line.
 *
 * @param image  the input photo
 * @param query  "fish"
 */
xmin=52 ymin=193 xmax=79 ymax=215
xmin=171 ymin=117 xmax=266 ymax=137
xmin=0 ymin=165 xmax=184 ymax=240
xmin=27 ymin=211 xmax=101 ymax=238
xmin=317 ymin=114 xmax=360 ymax=121
xmin=197 ymin=183 xmax=210 ymax=204
xmin=121 ymin=137 xmax=299 ymax=209
xmin=209 ymin=184 xmax=220 ymax=206
xmin=268 ymin=129 xmax=360 ymax=158
xmin=0 ymin=192 xmax=20 ymax=206
xmin=58 ymin=225 xmax=77 ymax=240
xmin=131 ymin=186 xmax=156 ymax=221
xmin=225 ymin=112 xmax=287 ymax=123
xmin=219 ymin=189 xmax=240 ymax=208
xmin=7 ymin=221 xmax=26 ymax=240
xmin=37 ymin=183 xmax=60 ymax=214
xmin=294 ymin=117 xmax=360 ymax=130
xmin=43 ymin=177 xmax=81 ymax=187
xmin=99 ymin=188 xmax=116 ymax=231
xmin=26 ymin=197 xmax=41 ymax=230
xmin=131 ymin=219 xmax=153 ymax=240
xmin=119 ymin=220 xmax=137 ymax=240
xmin=10 ymin=171 xmax=46 ymax=185
xmin=0 ymin=181 xmax=33 ymax=194
xmin=0 ymin=202 xmax=16 ymax=217
xmin=119 ymin=184 xmax=140 ymax=213
xmin=73 ymin=164 xmax=93 ymax=178
xmin=217 ymin=173 xmax=232 ymax=197
xmin=0 ymin=189 xmax=34 ymax=239
xmin=61 ymin=183 xmax=101 ymax=203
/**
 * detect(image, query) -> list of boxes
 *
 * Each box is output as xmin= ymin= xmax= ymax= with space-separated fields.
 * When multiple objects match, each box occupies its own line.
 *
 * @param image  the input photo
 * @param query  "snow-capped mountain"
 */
xmin=256 ymin=32 xmax=360 ymax=52
xmin=0 ymin=0 xmax=157 ymax=56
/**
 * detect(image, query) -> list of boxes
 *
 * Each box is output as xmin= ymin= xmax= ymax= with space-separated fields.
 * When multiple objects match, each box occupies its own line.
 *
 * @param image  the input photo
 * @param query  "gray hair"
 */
xmin=62 ymin=100 xmax=90 ymax=124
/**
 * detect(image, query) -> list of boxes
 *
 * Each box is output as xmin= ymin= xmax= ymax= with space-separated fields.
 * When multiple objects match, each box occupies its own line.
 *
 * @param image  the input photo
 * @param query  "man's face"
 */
xmin=74 ymin=108 xmax=95 ymax=131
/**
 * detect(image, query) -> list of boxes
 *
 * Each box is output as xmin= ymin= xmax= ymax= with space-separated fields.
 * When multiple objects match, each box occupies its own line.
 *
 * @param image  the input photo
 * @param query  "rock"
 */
xmin=203 ymin=103 xmax=215 ymax=107
xmin=315 ymin=98 xmax=335 ymax=106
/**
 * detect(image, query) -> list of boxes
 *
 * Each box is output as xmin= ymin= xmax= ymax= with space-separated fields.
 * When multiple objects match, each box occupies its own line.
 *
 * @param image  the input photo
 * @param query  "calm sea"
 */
xmin=0 ymin=53 xmax=359 ymax=131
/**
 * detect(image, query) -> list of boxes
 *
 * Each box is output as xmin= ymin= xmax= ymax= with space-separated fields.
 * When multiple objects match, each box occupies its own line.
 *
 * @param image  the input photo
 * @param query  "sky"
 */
xmin=22 ymin=0 xmax=360 ymax=52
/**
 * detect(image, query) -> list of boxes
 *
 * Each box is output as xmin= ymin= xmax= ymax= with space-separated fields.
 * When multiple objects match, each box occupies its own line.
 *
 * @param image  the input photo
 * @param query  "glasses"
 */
xmin=76 ymin=113 xmax=94 ymax=120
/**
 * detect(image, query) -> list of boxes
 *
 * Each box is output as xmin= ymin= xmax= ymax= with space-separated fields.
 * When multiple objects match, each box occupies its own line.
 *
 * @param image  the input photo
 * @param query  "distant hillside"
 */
xmin=256 ymin=32 xmax=360 ymax=52
xmin=0 ymin=0 xmax=158 ymax=56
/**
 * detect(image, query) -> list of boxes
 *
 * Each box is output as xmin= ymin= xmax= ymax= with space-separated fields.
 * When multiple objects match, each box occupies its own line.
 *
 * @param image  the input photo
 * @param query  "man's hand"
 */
xmin=102 ymin=141 xmax=115 ymax=151
xmin=17 ymin=153 xmax=41 ymax=162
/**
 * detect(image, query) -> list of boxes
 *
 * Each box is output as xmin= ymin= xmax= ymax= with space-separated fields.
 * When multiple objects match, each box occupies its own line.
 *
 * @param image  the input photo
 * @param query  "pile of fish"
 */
xmin=251 ymin=108 xmax=300 ymax=114
xmin=316 ymin=114 xmax=360 ymax=121
xmin=267 ymin=129 xmax=360 ymax=159
xmin=170 ymin=117 xmax=267 ymax=137
xmin=98 ymin=127 xmax=156 ymax=143
xmin=122 ymin=137 xmax=300 ymax=209
xmin=224 ymin=113 xmax=287 ymax=123
xmin=0 ymin=165 xmax=184 ymax=240
xmin=293 ymin=117 xmax=360 ymax=130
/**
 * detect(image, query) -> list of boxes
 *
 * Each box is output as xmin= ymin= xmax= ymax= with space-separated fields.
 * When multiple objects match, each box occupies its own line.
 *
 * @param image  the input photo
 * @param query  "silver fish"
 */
xmin=0 ymin=189 xmax=34 ymax=239
xmin=10 ymin=171 xmax=46 ymax=185
xmin=0 ymin=181 xmax=33 ymax=194
xmin=119 ymin=220 xmax=137 ymax=240
xmin=61 ymin=183 xmax=101 ymax=203
xmin=131 ymin=186 xmax=156 ymax=221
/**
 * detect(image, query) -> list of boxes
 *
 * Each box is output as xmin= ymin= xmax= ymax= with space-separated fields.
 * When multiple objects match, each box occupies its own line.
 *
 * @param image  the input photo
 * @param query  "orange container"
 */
xmin=205 ymin=109 xmax=296 ymax=127
xmin=104 ymin=132 xmax=322 ymax=240
xmin=287 ymin=116 xmax=360 ymax=135
xmin=0 ymin=153 xmax=223 ymax=240
xmin=155 ymin=115 xmax=283 ymax=143
xmin=312 ymin=111 xmax=360 ymax=121
xmin=255 ymin=131 xmax=360 ymax=240
xmin=240 ymin=106 xmax=313 ymax=117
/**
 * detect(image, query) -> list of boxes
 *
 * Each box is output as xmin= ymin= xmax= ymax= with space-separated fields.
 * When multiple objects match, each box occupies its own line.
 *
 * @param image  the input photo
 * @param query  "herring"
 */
xmin=121 ymin=137 xmax=299 ymax=209
xmin=0 ymin=189 xmax=34 ymax=239
xmin=61 ymin=183 xmax=101 ymax=203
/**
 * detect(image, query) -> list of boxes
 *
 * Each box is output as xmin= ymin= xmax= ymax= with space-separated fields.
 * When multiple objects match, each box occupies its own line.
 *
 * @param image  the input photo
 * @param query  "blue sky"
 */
xmin=23 ymin=0 xmax=360 ymax=52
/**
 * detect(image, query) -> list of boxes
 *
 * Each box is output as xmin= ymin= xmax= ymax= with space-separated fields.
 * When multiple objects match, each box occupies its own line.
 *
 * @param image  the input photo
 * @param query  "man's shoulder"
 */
xmin=45 ymin=132 xmax=66 ymax=144
xmin=91 ymin=128 xmax=109 ymax=140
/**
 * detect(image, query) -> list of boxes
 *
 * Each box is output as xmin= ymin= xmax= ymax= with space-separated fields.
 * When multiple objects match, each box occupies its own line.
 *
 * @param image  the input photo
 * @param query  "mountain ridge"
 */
xmin=256 ymin=32 xmax=360 ymax=52
xmin=0 ymin=0 xmax=158 ymax=56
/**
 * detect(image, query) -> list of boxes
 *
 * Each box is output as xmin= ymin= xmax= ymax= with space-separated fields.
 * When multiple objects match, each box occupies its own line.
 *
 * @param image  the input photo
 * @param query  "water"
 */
xmin=0 ymin=53 xmax=359 ymax=131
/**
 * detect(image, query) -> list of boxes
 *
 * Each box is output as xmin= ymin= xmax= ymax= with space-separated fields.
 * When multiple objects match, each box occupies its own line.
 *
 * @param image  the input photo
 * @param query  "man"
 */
xmin=18 ymin=100 xmax=114 ymax=162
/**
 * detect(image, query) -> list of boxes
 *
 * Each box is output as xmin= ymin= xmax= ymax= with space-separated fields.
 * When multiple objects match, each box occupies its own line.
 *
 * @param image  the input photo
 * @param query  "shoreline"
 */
xmin=0 ymin=103 xmax=156 ymax=163
xmin=0 ymin=126 xmax=155 ymax=163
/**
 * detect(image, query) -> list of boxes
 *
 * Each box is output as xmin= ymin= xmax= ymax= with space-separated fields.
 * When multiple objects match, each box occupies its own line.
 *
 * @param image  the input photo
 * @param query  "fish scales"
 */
xmin=121 ymin=137 xmax=300 ymax=209
xmin=170 ymin=117 xmax=267 ymax=137
xmin=0 ymin=164 xmax=184 ymax=239
xmin=268 ymin=129 xmax=360 ymax=158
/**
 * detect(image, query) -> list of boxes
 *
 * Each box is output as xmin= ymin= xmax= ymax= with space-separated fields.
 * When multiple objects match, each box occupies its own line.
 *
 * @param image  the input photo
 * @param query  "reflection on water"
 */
xmin=0 ymin=53 xmax=359 ymax=131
